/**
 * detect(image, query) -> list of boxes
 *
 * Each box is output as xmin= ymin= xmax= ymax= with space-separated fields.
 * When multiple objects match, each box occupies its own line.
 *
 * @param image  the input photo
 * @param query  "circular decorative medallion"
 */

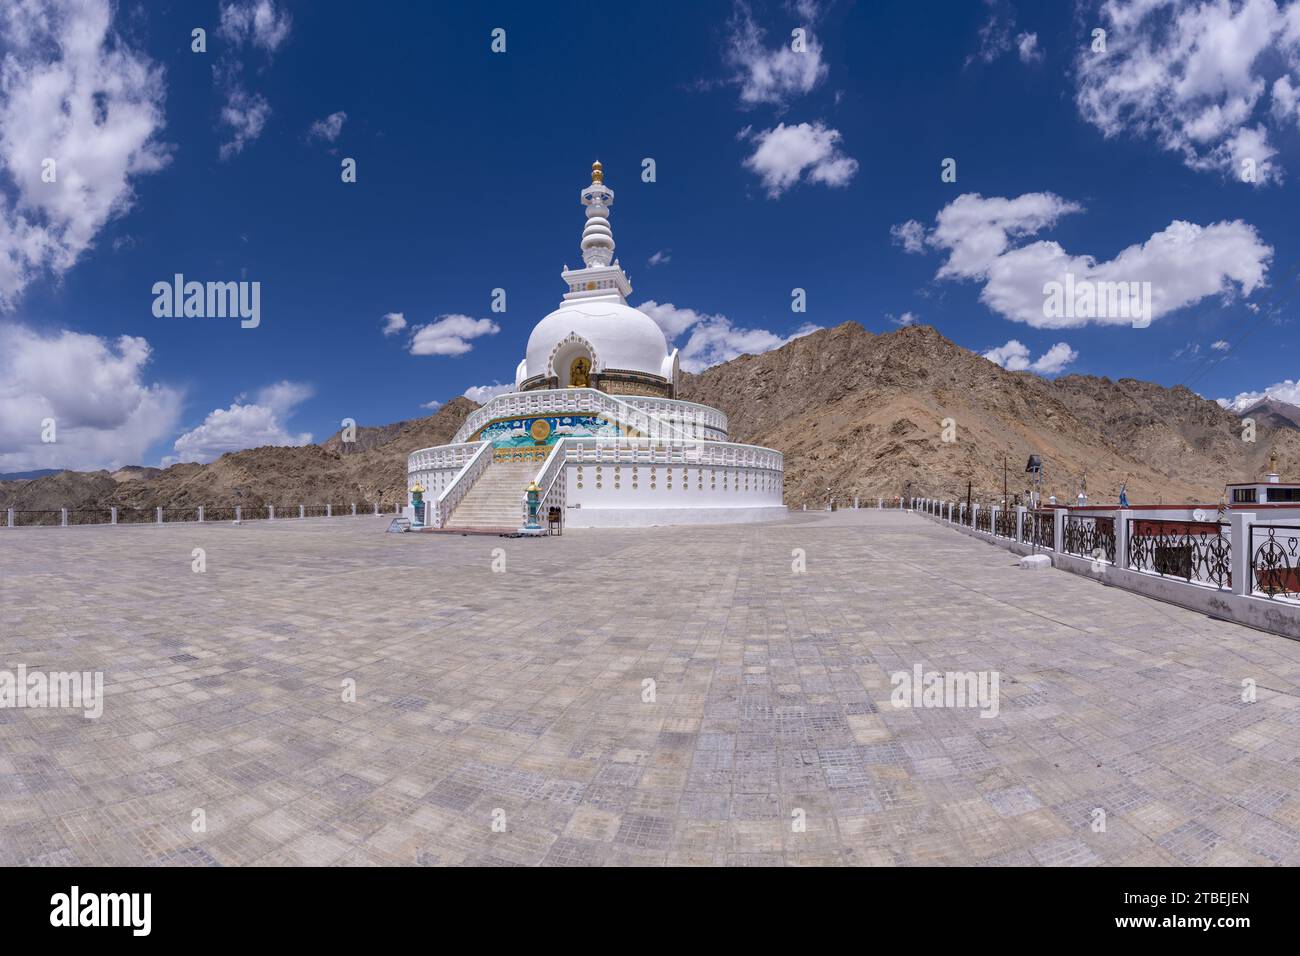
xmin=530 ymin=419 xmax=552 ymax=442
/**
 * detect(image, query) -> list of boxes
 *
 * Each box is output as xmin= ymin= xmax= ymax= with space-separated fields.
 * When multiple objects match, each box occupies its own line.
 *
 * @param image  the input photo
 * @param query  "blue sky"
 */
xmin=2 ymin=0 xmax=1300 ymax=471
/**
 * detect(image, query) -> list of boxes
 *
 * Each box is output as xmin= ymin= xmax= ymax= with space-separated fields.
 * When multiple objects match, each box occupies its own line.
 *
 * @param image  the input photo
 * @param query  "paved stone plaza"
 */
xmin=2 ymin=510 xmax=1299 ymax=866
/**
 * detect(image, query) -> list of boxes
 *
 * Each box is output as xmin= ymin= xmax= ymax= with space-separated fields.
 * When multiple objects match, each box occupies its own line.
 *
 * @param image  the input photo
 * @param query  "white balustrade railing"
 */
xmin=564 ymin=437 xmax=783 ymax=472
xmin=429 ymin=440 xmax=491 ymax=528
xmin=407 ymin=441 xmax=490 ymax=474
xmin=450 ymin=388 xmax=727 ymax=445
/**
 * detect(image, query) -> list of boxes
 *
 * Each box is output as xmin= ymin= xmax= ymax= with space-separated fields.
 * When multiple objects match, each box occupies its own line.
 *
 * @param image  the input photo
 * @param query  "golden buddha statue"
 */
xmin=570 ymin=356 xmax=591 ymax=387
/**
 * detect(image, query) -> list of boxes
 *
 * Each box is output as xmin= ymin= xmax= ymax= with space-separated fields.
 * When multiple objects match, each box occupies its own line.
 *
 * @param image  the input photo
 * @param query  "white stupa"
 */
xmin=407 ymin=161 xmax=785 ymax=530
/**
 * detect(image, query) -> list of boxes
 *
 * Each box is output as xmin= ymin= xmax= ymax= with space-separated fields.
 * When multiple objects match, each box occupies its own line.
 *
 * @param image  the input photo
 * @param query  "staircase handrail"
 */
xmin=524 ymin=438 xmax=570 ymax=526
xmin=430 ymin=440 xmax=492 ymax=528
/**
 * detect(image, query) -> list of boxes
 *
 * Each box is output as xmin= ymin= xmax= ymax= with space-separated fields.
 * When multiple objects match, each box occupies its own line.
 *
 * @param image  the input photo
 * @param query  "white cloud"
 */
xmin=726 ymin=4 xmax=828 ymax=107
xmin=0 ymin=0 xmax=170 ymax=309
xmin=1211 ymin=338 xmax=1231 ymax=350
xmin=216 ymin=84 xmax=269 ymax=160
xmin=420 ymin=399 xmax=442 ymax=411
xmin=218 ymin=1 xmax=292 ymax=52
xmin=214 ymin=1 xmax=291 ymax=160
xmin=169 ymin=379 xmax=312 ymax=464
xmin=982 ymin=339 xmax=1078 ymax=375
xmin=647 ymin=249 xmax=671 ymax=267
xmin=639 ymin=300 xmax=711 ymax=339
xmin=742 ymin=122 xmax=858 ymax=197
xmin=887 ymin=311 xmax=920 ymax=327
xmin=926 ymin=192 xmax=1085 ymax=279
xmin=638 ymin=299 xmax=820 ymax=372
xmin=1218 ymin=378 xmax=1300 ymax=412
xmin=408 ymin=314 xmax=500 ymax=356
xmin=1273 ymin=74 xmax=1300 ymax=124
xmin=0 ymin=324 xmax=181 ymax=471
xmin=463 ymin=382 xmax=514 ymax=404
xmin=1017 ymin=32 xmax=1043 ymax=64
xmin=1075 ymin=0 xmax=1300 ymax=185
xmin=890 ymin=220 xmax=926 ymax=254
xmin=968 ymin=0 xmax=1016 ymax=64
xmin=308 ymin=110 xmax=347 ymax=142
xmin=381 ymin=311 xmax=406 ymax=336
xmin=901 ymin=192 xmax=1272 ymax=328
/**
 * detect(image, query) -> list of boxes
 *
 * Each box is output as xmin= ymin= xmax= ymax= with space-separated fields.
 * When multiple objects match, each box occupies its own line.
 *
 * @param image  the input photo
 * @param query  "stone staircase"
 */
xmin=444 ymin=459 xmax=538 ymax=530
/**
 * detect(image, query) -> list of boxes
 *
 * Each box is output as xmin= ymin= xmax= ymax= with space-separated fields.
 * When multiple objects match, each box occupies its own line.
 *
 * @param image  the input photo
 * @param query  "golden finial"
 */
xmin=591 ymin=159 xmax=603 ymax=183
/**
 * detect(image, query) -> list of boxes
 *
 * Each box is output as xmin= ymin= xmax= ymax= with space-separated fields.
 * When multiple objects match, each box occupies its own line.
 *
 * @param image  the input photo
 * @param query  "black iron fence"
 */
xmin=975 ymin=508 xmax=991 ymax=532
xmin=116 ymin=508 xmax=155 ymax=524
xmin=12 ymin=510 xmax=61 ymax=527
xmin=1127 ymin=519 xmax=1231 ymax=589
xmin=994 ymin=509 xmax=1016 ymax=538
xmin=4 ymin=502 xmax=398 ymax=528
xmin=1021 ymin=511 xmax=1055 ymax=549
xmin=1249 ymin=524 xmax=1300 ymax=601
xmin=1063 ymin=515 xmax=1116 ymax=563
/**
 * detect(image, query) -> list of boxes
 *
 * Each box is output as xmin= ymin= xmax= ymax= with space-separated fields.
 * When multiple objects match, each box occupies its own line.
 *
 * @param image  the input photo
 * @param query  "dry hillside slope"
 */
xmin=678 ymin=323 xmax=1300 ymax=506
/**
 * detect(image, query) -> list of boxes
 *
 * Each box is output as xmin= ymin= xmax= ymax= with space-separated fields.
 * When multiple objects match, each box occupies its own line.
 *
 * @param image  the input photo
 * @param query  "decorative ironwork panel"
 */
xmin=1126 ymin=519 xmax=1231 ymax=589
xmin=1250 ymin=524 xmax=1300 ymax=601
xmin=975 ymin=509 xmax=991 ymax=532
xmin=1021 ymin=511 xmax=1054 ymax=549
xmin=995 ymin=509 xmax=1016 ymax=538
xmin=1063 ymin=515 xmax=1115 ymax=563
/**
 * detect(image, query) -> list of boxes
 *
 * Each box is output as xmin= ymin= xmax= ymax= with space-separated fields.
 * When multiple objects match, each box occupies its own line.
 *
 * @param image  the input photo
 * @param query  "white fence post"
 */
xmin=7 ymin=507 xmax=13 ymax=528
xmin=156 ymin=506 xmax=163 ymax=525
xmin=198 ymin=505 xmax=204 ymax=523
xmin=373 ymin=502 xmax=379 ymax=516
xmin=1230 ymin=511 xmax=1255 ymax=597
xmin=299 ymin=505 xmax=305 ymax=519
xmin=1053 ymin=509 xmax=1067 ymax=551
xmin=269 ymin=505 xmax=275 ymax=520
xmin=1114 ymin=510 xmax=1131 ymax=569
xmin=61 ymin=508 xmax=68 ymax=527
xmin=351 ymin=502 xmax=357 ymax=516
xmin=326 ymin=504 xmax=332 ymax=518
xmin=1015 ymin=505 xmax=1026 ymax=542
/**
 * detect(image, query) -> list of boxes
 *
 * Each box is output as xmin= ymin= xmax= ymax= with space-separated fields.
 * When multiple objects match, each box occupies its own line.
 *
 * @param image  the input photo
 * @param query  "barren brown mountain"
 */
xmin=0 ymin=397 xmax=476 ymax=514
xmin=3 ymin=325 xmax=1294 ymax=514
xmin=676 ymin=323 xmax=1299 ymax=507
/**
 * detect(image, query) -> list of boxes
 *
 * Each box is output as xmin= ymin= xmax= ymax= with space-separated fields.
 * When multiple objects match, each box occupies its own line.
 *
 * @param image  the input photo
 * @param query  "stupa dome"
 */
xmin=525 ymin=299 xmax=670 ymax=383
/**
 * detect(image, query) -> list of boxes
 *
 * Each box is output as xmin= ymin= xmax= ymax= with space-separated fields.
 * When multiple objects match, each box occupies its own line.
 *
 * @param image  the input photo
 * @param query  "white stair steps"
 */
xmin=445 ymin=460 xmax=539 ymax=529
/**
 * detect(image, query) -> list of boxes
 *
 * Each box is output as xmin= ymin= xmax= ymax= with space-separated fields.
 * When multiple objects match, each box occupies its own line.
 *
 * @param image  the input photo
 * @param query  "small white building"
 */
xmin=408 ymin=162 xmax=785 ymax=530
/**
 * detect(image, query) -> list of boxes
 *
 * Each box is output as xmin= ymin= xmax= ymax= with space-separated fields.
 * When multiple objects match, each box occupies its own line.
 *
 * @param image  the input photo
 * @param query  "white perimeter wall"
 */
xmin=564 ymin=460 xmax=781 ymax=512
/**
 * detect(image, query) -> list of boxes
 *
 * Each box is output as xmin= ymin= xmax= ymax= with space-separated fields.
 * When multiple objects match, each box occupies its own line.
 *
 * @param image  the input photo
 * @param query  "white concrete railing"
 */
xmin=407 ymin=441 xmax=493 ymax=474
xmin=450 ymin=388 xmax=725 ymax=445
xmin=915 ymin=503 xmax=1300 ymax=639
xmin=564 ymin=437 xmax=783 ymax=471
xmin=620 ymin=396 xmax=728 ymax=437
xmin=429 ymin=440 xmax=491 ymax=528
